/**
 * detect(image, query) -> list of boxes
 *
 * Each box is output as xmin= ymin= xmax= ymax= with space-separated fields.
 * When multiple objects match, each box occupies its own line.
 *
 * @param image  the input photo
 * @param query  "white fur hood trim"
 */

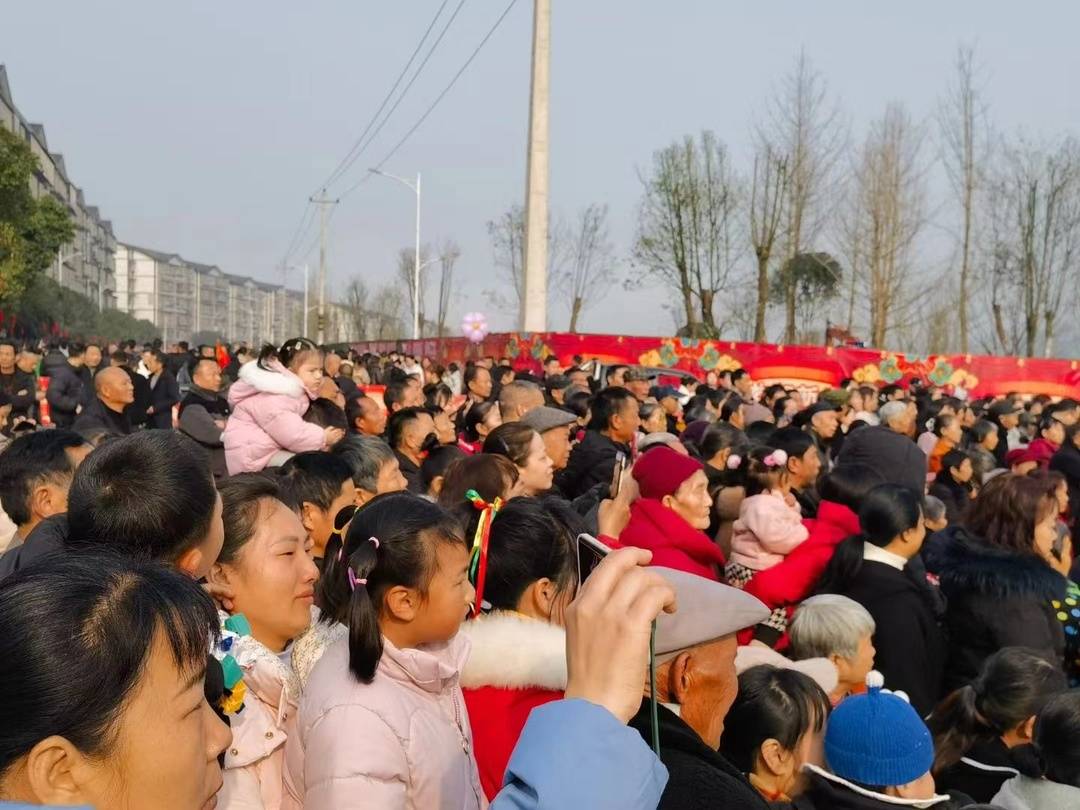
xmin=460 ymin=612 xmax=567 ymax=691
xmin=237 ymin=359 xmax=306 ymax=398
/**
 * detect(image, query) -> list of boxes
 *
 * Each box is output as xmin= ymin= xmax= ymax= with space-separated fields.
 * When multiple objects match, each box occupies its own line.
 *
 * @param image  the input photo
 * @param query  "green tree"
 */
xmin=0 ymin=127 xmax=75 ymax=304
xmin=771 ymin=252 xmax=842 ymax=342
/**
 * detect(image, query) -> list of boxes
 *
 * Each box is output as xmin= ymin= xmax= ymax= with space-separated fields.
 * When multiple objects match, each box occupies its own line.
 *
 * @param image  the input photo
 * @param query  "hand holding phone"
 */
xmin=610 ymin=451 xmax=627 ymax=500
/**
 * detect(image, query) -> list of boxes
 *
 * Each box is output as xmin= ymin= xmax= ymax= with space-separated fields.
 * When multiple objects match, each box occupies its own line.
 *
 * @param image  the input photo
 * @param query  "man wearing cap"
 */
xmin=988 ymin=399 xmax=1023 ymax=468
xmin=624 ymin=368 xmax=652 ymax=402
xmin=795 ymin=400 xmax=840 ymax=471
xmin=521 ymin=406 xmax=579 ymax=475
xmin=626 ymin=566 xmax=774 ymax=810
xmin=650 ymin=385 xmax=683 ymax=434
xmin=837 ymin=400 xmax=928 ymax=496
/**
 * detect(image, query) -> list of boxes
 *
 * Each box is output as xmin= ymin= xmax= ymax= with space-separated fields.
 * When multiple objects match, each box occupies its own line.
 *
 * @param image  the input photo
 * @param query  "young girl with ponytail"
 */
xmin=284 ymin=492 xmax=483 ymax=810
xmin=992 ymin=690 xmax=1080 ymax=808
xmin=223 ymin=337 xmax=345 ymax=474
xmin=930 ymin=647 xmax=1066 ymax=803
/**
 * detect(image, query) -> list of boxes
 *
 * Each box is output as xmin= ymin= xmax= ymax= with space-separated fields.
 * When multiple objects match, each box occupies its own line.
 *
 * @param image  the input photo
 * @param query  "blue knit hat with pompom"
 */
xmin=824 ymin=671 xmax=934 ymax=787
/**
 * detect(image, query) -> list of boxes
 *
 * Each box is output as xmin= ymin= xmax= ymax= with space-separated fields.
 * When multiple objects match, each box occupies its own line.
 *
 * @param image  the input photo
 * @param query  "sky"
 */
xmin=4 ymin=1 xmax=1080 ymax=339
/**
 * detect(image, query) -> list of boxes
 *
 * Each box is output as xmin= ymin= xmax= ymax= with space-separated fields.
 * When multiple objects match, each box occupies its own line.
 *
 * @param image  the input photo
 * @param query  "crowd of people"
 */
xmin=0 ymin=335 xmax=1078 ymax=809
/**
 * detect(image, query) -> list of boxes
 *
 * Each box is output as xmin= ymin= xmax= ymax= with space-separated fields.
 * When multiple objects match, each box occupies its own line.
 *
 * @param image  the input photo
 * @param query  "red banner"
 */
xmin=350 ymin=333 xmax=1080 ymax=399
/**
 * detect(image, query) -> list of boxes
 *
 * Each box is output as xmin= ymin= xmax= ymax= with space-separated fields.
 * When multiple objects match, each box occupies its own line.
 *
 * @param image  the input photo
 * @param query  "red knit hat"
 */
xmin=633 ymin=446 xmax=704 ymax=500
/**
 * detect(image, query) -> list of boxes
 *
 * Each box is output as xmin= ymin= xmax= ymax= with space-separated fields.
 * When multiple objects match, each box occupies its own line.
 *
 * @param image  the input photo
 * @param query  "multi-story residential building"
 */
xmin=0 ymin=65 xmax=116 ymax=307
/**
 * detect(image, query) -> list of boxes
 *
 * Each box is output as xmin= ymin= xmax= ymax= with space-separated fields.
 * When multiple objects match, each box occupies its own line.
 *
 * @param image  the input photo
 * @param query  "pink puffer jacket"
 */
xmin=217 ymin=617 xmax=304 ymax=810
xmin=729 ymin=490 xmax=809 ymax=572
xmin=284 ymin=633 xmax=485 ymax=810
xmin=222 ymin=361 xmax=325 ymax=474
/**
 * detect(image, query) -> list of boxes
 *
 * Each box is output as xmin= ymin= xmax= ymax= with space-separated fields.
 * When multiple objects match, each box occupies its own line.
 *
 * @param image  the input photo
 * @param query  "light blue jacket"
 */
xmin=493 ymin=698 xmax=668 ymax=809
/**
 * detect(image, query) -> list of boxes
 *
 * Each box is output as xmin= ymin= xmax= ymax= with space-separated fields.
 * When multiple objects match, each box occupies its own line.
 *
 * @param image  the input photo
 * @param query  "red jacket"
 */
xmin=619 ymin=498 xmax=726 ymax=581
xmin=460 ymin=613 xmax=565 ymax=801
xmin=744 ymin=499 xmax=859 ymax=609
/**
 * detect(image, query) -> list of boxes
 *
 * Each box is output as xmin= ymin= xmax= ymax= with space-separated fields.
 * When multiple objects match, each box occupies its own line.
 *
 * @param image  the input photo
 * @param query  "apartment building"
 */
xmin=0 ymin=65 xmax=116 ymax=307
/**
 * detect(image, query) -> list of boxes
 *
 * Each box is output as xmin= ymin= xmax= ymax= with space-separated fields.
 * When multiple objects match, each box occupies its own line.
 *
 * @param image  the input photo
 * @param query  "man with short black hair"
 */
xmin=0 ymin=340 xmax=38 ymax=421
xmin=178 ymin=357 xmax=230 ymax=480
xmin=772 ymin=427 xmax=823 ymax=518
xmin=142 ymin=348 xmax=181 ymax=429
xmin=383 ymin=378 xmax=422 ymax=415
xmin=556 ymin=387 xmax=640 ymax=499
xmin=605 ymin=364 xmax=629 ymax=389
xmin=278 ymin=450 xmax=357 ymax=565
xmin=387 ymin=407 xmax=437 ymax=494
xmin=332 ymin=434 xmax=408 ymax=504
xmin=542 ymin=355 xmax=562 ymax=379
xmin=45 ymin=342 xmax=88 ymax=428
xmin=499 ymin=380 xmax=545 ymax=423
xmin=731 ymin=368 xmax=754 ymax=401
xmin=0 ymin=430 xmax=92 ymax=552
xmin=346 ymin=394 xmax=387 ymax=437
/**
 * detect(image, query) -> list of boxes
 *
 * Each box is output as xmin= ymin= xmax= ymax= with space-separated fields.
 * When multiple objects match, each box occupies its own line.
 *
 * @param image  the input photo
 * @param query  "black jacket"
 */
xmin=1050 ymin=442 xmax=1080 ymax=525
xmin=45 ymin=362 xmax=86 ymax=426
xmin=72 ymin=396 xmax=133 ymax=439
xmin=554 ymin=430 xmax=630 ymax=501
xmin=929 ymin=475 xmax=973 ymax=526
xmin=837 ymin=426 xmax=927 ymax=496
xmin=791 ymin=768 xmax=973 ymax=809
xmin=335 ymin=374 xmax=360 ymax=399
xmin=628 ymin=701 xmax=769 ymax=810
xmin=178 ymin=385 xmax=231 ymax=481
xmin=147 ymin=369 xmax=181 ymax=429
xmin=126 ymin=367 xmax=152 ymax=426
xmin=934 ymin=737 xmax=1017 ymax=804
xmin=395 ymin=449 xmax=423 ymax=494
xmin=0 ymin=368 xmax=37 ymax=419
xmin=0 ymin=514 xmax=67 ymax=581
xmin=935 ymin=528 xmax=1067 ymax=690
xmin=838 ymin=558 xmax=946 ymax=717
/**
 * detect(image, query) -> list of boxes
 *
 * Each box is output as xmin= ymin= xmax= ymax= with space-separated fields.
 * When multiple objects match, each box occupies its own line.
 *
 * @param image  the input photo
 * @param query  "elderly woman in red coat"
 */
xmin=618 ymin=447 xmax=726 ymax=581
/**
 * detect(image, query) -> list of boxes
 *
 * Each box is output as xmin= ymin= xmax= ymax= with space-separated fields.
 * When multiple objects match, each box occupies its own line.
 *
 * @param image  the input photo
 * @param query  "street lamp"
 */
xmin=369 ymin=168 xmax=422 ymax=340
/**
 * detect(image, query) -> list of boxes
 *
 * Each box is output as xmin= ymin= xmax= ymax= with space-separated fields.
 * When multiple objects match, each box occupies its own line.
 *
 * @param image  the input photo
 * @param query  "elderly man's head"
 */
xmin=331 ymin=435 xmax=408 ymax=504
xmin=879 ymin=400 xmax=914 ymax=436
xmin=649 ymin=568 xmax=771 ymax=749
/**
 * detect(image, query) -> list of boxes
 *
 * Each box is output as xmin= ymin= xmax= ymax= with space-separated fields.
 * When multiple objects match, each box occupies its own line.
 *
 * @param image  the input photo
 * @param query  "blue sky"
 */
xmin=4 ymin=1 xmax=1079 ymax=337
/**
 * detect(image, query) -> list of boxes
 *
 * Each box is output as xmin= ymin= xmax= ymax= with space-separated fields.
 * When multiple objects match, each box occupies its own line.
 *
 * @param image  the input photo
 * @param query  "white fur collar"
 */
xmin=238 ymin=359 xmax=305 ymax=398
xmin=460 ymin=612 xmax=567 ymax=691
xmin=803 ymin=765 xmax=951 ymax=807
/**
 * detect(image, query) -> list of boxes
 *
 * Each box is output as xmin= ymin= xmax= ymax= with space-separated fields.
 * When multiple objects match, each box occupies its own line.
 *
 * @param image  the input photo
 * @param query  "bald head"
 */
xmin=96 ymin=366 xmax=135 ymax=410
xmin=498 ymin=380 xmax=545 ymax=423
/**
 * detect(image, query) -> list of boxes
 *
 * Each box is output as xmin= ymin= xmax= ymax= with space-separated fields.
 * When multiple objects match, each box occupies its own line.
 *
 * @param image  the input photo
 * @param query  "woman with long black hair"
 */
xmin=813 ymin=483 xmax=945 ymax=716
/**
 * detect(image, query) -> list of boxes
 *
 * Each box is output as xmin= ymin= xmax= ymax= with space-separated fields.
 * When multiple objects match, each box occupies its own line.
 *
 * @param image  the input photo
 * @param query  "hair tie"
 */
xmin=465 ymin=490 xmax=503 ymax=617
xmin=347 ymin=568 xmax=367 ymax=591
xmin=726 ymin=453 xmax=742 ymax=470
xmin=763 ymin=449 xmax=788 ymax=468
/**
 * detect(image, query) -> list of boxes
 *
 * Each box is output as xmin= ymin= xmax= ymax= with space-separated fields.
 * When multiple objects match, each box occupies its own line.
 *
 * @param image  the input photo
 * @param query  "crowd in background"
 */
xmin=0 ymin=334 xmax=1078 ymax=809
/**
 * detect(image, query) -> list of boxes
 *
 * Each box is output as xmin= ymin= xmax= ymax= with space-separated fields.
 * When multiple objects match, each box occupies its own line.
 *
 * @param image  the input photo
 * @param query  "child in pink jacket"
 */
xmin=727 ymin=445 xmax=809 ymax=587
xmin=222 ymin=338 xmax=344 ymax=474
xmin=284 ymin=492 xmax=485 ymax=810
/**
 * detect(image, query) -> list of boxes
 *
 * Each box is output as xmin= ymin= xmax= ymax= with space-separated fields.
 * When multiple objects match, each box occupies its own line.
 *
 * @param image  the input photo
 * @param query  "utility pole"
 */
xmin=309 ymin=191 xmax=339 ymax=343
xmin=521 ymin=0 xmax=551 ymax=332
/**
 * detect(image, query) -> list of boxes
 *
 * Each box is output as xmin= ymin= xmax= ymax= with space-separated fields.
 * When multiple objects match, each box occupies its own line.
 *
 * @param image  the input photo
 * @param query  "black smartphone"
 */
xmin=575 ymin=532 xmax=611 ymax=584
xmin=610 ymin=451 xmax=627 ymax=499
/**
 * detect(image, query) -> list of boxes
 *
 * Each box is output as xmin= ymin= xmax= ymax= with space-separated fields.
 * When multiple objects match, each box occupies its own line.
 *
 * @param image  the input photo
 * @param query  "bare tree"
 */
xmin=486 ymin=205 xmax=564 ymax=319
xmin=938 ymin=44 xmax=991 ymax=353
xmin=370 ymin=283 xmax=406 ymax=340
xmin=342 ymin=277 xmax=368 ymax=339
xmin=843 ymin=103 xmax=928 ymax=348
xmin=983 ymin=135 xmax=1080 ymax=356
xmin=557 ymin=204 xmax=617 ymax=332
xmin=748 ymin=144 xmax=789 ymax=342
xmin=397 ymin=245 xmax=431 ymax=338
xmin=633 ymin=130 xmax=745 ymax=337
xmin=762 ymin=51 xmax=847 ymax=343
xmin=435 ymin=239 xmax=460 ymax=339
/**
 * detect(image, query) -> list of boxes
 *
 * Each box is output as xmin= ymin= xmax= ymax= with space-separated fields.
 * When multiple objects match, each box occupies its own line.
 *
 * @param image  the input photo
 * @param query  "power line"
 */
xmin=339 ymin=0 xmax=523 ymax=201
xmin=318 ymin=0 xmax=454 ymax=193
xmin=279 ymin=201 xmax=316 ymax=270
xmin=325 ymin=0 xmax=470 ymax=193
